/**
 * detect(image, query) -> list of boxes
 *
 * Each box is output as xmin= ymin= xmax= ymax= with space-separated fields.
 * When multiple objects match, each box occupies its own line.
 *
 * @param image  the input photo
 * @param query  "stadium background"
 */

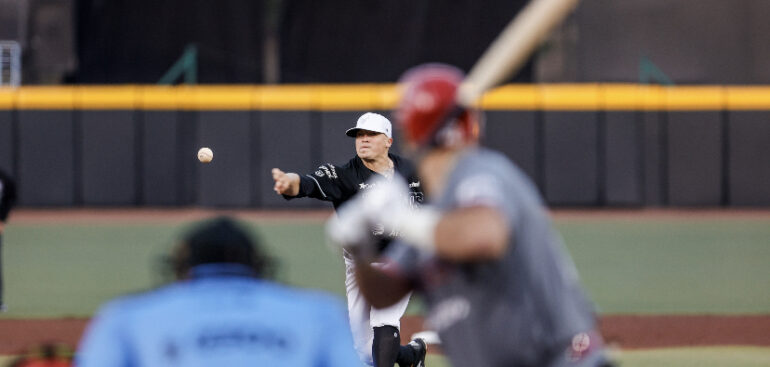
xmin=1 ymin=0 xmax=769 ymax=366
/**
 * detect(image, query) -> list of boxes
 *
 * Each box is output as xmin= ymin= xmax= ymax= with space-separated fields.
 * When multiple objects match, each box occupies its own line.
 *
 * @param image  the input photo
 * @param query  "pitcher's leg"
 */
xmin=345 ymin=255 xmax=374 ymax=365
xmin=370 ymin=292 xmax=413 ymax=366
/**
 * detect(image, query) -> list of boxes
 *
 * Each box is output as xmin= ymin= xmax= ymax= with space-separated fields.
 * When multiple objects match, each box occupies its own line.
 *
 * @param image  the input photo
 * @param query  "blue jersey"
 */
xmin=76 ymin=264 xmax=360 ymax=367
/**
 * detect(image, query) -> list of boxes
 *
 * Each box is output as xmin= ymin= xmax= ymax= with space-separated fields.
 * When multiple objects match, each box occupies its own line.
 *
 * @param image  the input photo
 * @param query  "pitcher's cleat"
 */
xmin=408 ymin=338 xmax=427 ymax=367
xmin=411 ymin=330 xmax=441 ymax=345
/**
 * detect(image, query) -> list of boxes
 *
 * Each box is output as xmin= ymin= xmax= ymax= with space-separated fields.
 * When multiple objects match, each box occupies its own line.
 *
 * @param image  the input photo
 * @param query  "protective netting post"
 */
xmin=0 ymin=41 xmax=21 ymax=87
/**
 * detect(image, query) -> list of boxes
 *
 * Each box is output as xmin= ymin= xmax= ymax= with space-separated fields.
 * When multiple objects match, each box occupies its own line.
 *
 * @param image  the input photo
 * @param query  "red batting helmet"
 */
xmin=396 ymin=63 xmax=480 ymax=148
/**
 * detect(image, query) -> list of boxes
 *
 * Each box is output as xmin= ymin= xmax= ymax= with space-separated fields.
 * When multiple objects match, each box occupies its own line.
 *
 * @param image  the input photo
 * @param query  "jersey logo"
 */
xmin=358 ymin=182 xmax=423 ymax=208
xmin=197 ymin=326 xmax=291 ymax=351
xmin=371 ymin=223 xmax=400 ymax=238
xmin=409 ymin=192 xmax=424 ymax=208
xmin=372 ymin=223 xmax=385 ymax=236
xmin=315 ymin=164 xmax=338 ymax=179
xmin=567 ymin=332 xmax=592 ymax=362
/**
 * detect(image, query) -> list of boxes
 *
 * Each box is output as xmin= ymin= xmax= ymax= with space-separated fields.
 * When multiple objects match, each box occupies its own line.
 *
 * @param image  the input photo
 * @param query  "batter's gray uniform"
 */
xmin=384 ymin=148 xmax=608 ymax=367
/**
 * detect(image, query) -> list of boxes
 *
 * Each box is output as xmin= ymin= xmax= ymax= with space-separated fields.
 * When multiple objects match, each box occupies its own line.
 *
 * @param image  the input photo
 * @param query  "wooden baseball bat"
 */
xmin=456 ymin=0 xmax=581 ymax=106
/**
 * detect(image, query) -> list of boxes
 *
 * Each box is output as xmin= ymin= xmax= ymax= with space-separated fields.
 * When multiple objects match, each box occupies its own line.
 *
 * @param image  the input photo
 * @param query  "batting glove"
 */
xmin=325 ymin=197 xmax=375 ymax=252
xmin=327 ymin=175 xmax=442 ymax=254
xmin=325 ymin=175 xmax=409 ymax=254
xmin=367 ymin=176 xmax=443 ymax=254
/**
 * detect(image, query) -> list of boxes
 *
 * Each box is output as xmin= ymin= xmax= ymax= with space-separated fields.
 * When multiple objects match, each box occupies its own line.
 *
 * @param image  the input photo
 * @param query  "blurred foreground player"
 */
xmin=0 ymin=167 xmax=17 ymax=311
xmin=272 ymin=112 xmax=426 ymax=367
xmin=77 ymin=217 xmax=360 ymax=367
xmin=328 ymin=64 xmax=612 ymax=367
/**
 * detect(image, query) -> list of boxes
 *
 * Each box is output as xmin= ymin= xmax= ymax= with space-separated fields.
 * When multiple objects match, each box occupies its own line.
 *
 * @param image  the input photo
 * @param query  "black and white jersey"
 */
xmin=286 ymin=153 xmax=423 ymax=252
xmin=0 ymin=169 xmax=16 ymax=223
xmin=288 ymin=153 xmax=422 ymax=211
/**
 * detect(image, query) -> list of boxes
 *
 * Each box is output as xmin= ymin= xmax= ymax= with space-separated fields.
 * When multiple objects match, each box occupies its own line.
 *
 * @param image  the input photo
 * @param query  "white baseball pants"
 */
xmin=344 ymin=254 xmax=411 ymax=366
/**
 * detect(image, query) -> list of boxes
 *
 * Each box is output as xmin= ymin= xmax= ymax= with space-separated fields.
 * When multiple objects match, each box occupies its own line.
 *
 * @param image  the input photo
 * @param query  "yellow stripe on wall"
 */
xmin=540 ymin=84 xmax=602 ymax=110
xmin=600 ymin=84 xmax=666 ymax=110
xmin=480 ymin=85 xmax=539 ymax=110
xmin=2 ymin=84 xmax=770 ymax=111
xmin=255 ymin=85 xmax=314 ymax=110
xmin=16 ymin=87 xmax=76 ymax=109
xmin=664 ymin=86 xmax=725 ymax=110
xmin=725 ymin=87 xmax=770 ymax=110
xmin=78 ymin=86 xmax=139 ymax=109
xmin=312 ymin=84 xmax=396 ymax=110
xmin=139 ymin=86 xmax=179 ymax=110
xmin=179 ymin=86 xmax=257 ymax=110
xmin=0 ymin=89 xmax=14 ymax=109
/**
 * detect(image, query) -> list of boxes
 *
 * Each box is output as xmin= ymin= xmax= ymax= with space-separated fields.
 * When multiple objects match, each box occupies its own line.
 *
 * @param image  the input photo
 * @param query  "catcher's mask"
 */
xmin=396 ymin=63 xmax=481 ymax=150
xmin=172 ymin=216 xmax=272 ymax=279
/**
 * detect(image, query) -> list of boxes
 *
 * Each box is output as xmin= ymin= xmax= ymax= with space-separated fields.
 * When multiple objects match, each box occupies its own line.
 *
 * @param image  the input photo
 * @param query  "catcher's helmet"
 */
xmin=396 ymin=63 xmax=480 ymax=148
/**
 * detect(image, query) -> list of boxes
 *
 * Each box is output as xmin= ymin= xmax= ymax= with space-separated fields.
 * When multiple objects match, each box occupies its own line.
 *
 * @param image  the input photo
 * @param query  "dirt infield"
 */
xmin=400 ymin=315 xmax=770 ymax=350
xmin=1 ymin=315 xmax=769 ymax=355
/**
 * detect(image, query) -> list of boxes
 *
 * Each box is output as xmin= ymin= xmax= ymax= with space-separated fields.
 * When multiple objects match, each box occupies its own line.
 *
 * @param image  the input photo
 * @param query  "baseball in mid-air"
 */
xmin=197 ymin=147 xmax=213 ymax=163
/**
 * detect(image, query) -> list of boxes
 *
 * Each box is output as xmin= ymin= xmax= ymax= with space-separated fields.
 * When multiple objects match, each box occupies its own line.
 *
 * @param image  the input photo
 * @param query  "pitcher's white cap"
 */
xmin=345 ymin=112 xmax=392 ymax=138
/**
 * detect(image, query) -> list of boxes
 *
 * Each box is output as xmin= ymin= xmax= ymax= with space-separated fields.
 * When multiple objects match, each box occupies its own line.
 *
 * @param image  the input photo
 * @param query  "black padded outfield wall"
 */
xmin=543 ymin=111 xmax=600 ymax=206
xmin=141 ymin=110 xmax=183 ymax=206
xmin=604 ymin=111 xmax=643 ymax=206
xmin=196 ymin=111 xmax=254 ymax=207
xmin=80 ymin=110 xmax=138 ymax=205
xmin=642 ymin=111 xmax=666 ymax=206
xmin=482 ymin=111 xmax=538 ymax=187
xmin=728 ymin=111 xmax=770 ymax=206
xmin=258 ymin=110 xmax=321 ymax=209
xmin=666 ymin=111 xmax=723 ymax=206
xmin=1 ymin=85 xmax=770 ymax=208
xmin=17 ymin=110 xmax=76 ymax=206
xmin=0 ymin=110 xmax=12 ymax=174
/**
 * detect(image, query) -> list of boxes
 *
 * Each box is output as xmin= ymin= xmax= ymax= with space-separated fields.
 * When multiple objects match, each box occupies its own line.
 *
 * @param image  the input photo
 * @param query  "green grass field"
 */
xmin=4 ymin=214 xmax=769 ymax=317
xmin=2 ymin=211 xmax=769 ymax=366
xmin=4 ymin=221 xmax=350 ymax=317
xmin=558 ymin=218 xmax=770 ymax=314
